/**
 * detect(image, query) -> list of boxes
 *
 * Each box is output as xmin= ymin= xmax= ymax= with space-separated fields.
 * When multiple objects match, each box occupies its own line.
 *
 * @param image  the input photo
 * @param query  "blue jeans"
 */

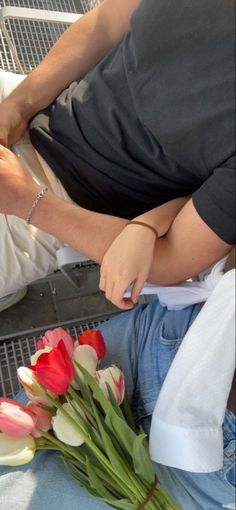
xmin=0 ymin=301 xmax=235 ymax=510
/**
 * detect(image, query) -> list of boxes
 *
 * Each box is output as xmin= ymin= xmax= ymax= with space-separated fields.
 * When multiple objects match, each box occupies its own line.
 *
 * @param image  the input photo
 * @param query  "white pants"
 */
xmin=0 ymin=71 xmax=73 ymax=297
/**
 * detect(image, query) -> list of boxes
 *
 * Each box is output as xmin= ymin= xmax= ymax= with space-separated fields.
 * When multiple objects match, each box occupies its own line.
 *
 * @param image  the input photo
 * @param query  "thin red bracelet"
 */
xmin=126 ymin=220 xmax=158 ymax=239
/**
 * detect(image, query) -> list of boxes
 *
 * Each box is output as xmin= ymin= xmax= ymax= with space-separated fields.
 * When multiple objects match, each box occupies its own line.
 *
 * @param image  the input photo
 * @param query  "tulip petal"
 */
xmin=27 ymin=402 xmax=52 ymax=438
xmin=0 ymin=433 xmax=36 ymax=466
xmin=0 ymin=401 xmax=36 ymax=437
xmin=29 ymin=341 xmax=75 ymax=395
xmin=52 ymin=402 xmax=85 ymax=446
xmin=72 ymin=345 xmax=98 ymax=387
xmin=37 ymin=328 xmax=74 ymax=357
xmin=78 ymin=330 xmax=106 ymax=360
xmin=96 ymin=366 xmax=125 ymax=405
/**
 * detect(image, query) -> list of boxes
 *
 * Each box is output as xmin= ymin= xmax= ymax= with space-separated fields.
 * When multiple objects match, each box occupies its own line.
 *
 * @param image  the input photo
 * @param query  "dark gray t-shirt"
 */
xmin=30 ymin=0 xmax=235 ymax=244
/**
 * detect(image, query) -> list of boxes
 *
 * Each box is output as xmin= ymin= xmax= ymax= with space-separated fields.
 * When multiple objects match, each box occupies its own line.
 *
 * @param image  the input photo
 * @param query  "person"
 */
xmin=0 ymin=259 xmax=235 ymax=510
xmin=0 ymin=0 xmax=235 ymax=310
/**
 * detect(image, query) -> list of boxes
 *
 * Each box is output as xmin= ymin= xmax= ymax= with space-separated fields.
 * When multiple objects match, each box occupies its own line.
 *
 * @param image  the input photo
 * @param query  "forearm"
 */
xmin=134 ymin=196 xmax=189 ymax=237
xmin=4 ymin=0 xmax=139 ymax=121
xmin=148 ymin=199 xmax=232 ymax=285
xmin=29 ymin=191 xmax=126 ymax=262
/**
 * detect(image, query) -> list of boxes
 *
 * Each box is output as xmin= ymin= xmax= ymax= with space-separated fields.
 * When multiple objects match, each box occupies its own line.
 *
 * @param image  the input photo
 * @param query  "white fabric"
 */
xmin=125 ymin=256 xmax=227 ymax=310
xmin=0 ymin=71 xmax=73 ymax=298
xmin=149 ymin=269 xmax=235 ymax=473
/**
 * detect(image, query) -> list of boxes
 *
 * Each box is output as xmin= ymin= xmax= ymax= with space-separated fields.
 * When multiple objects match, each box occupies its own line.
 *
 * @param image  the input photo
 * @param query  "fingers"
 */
xmin=0 ymin=143 xmax=10 ymax=157
xmin=0 ymin=139 xmax=7 ymax=148
xmin=131 ymin=277 xmax=145 ymax=304
xmin=99 ymin=269 xmax=143 ymax=310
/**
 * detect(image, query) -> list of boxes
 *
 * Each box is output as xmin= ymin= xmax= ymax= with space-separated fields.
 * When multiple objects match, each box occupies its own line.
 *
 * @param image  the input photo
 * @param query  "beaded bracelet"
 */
xmin=126 ymin=220 xmax=158 ymax=239
xmin=25 ymin=187 xmax=48 ymax=225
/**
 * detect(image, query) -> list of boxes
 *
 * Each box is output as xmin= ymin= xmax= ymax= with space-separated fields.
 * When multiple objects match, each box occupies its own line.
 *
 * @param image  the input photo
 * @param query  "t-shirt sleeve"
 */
xmin=192 ymin=155 xmax=235 ymax=245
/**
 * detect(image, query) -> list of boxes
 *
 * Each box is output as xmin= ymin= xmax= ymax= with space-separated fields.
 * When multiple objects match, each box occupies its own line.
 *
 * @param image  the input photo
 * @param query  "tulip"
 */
xmin=52 ymin=401 xmax=85 ymax=446
xmin=17 ymin=367 xmax=47 ymax=396
xmin=72 ymin=345 xmax=98 ymax=388
xmin=18 ymin=366 xmax=57 ymax=407
xmin=27 ymin=402 xmax=52 ymax=438
xmin=0 ymin=399 xmax=36 ymax=437
xmin=29 ymin=340 xmax=75 ymax=395
xmin=78 ymin=329 xmax=106 ymax=360
xmin=37 ymin=327 xmax=74 ymax=357
xmin=96 ymin=366 xmax=125 ymax=405
xmin=0 ymin=433 xmax=36 ymax=466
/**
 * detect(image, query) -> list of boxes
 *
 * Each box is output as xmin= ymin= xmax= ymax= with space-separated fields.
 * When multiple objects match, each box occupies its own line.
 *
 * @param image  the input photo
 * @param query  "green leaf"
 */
xmin=106 ymin=383 xmax=124 ymax=419
xmin=86 ymin=456 xmax=116 ymax=499
xmin=74 ymin=362 xmax=112 ymax=414
xmin=102 ymin=499 xmax=136 ymax=510
xmin=105 ymin=409 xmax=137 ymax=458
xmin=62 ymin=456 xmax=89 ymax=486
xmin=132 ymin=434 xmax=155 ymax=484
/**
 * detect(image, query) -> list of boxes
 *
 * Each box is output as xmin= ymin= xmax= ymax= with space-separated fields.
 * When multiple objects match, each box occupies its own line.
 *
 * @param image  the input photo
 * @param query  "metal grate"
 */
xmin=0 ymin=1 xmax=101 ymax=73
xmin=0 ymin=311 xmax=119 ymax=398
xmin=80 ymin=0 xmax=100 ymax=13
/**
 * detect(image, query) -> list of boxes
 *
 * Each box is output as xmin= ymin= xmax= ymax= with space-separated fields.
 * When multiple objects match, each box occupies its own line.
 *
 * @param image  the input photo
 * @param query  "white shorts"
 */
xmin=0 ymin=71 xmax=73 ymax=297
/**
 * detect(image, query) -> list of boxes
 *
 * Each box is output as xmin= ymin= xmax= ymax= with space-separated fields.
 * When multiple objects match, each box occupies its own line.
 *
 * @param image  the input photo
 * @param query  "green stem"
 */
xmin=122 ymin=392 xmax=137 ymax=432
xmin=46 ymin=393 xmax=136 ymax=502
xmin=67 ymin=387 xmax=97 ymax=427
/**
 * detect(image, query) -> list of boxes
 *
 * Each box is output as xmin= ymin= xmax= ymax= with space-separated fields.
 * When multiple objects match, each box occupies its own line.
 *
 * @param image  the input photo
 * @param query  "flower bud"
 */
xmin=0 ymin=399 xmax=36 ymax=437
xmin=96 ymin=366 xmax=125 ymax=405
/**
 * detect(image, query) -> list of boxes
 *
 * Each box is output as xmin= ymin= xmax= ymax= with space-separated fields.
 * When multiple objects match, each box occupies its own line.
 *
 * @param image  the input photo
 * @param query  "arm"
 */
xmin=0 ymin=146 xmax=232 ymax=307
xmin=99 ymin=197 xmax=189 ymax=308
xmin=0 ymin=0 xmax=140 ymax=146
xmin=148 ymin=198 xmax=233 ymax=286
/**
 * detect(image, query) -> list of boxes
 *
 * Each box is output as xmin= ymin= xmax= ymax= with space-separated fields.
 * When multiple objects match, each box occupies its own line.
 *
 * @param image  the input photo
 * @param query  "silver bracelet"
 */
xmin=25 ymin=187 xmax=48 ymax=225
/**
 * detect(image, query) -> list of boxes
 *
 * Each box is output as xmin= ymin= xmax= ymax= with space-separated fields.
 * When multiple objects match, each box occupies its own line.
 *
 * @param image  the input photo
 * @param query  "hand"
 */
xmin=0 ymin=144 xmax=40 ymax=217
xmin=99 ymin=224 xmax=156 ymax=309
xmin=0 ymin=100 xmax=28 ymax=147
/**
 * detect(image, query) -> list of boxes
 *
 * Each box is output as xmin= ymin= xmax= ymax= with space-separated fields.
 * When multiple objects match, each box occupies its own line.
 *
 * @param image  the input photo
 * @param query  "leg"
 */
xmin=0 ymin=71 xmax=71 ymax=298
xmin=100 ymin=301 xmax=235 ymax=510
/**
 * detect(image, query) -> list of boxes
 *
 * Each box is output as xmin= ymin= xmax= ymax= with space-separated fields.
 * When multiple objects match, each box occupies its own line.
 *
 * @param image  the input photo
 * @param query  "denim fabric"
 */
xmin=0 ymin=300 xmax=235 ymax=510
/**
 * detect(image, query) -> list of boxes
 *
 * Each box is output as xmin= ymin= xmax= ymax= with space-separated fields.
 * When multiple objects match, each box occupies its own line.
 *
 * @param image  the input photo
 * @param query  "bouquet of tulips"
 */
xmin=0 ymin=327 xmax=181 ymax=510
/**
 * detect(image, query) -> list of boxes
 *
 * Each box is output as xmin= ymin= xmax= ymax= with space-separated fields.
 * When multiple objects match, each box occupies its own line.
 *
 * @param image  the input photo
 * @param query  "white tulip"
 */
xmin=52 ymin=401 xmax=86 ymax=446
xmin=0 ymin=433 xmax=36 ymax=466
xmin=72 ymin=345 xmax=98 ymax=388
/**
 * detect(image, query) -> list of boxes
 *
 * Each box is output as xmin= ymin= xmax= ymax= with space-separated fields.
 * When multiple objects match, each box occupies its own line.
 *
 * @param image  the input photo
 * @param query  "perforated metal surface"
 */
xmin=81 ymin=0 xmax=100 ymax=12
xmin=0 ymin=312 xmax=118 ymax=398
xmin=0 ymin=1 xmax=100 ymax=73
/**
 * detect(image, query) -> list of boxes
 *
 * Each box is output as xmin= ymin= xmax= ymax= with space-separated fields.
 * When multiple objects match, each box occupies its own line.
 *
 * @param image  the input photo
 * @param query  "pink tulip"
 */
xmin=0 ymin=399 xmax=36 ymax=437
xmin=37 ymin=327 xmax=74 ymax=358
xmin=96 ymin=366 xmax=125 ymax=405
xmin=26 ymin=402 xmax=52 ymax=438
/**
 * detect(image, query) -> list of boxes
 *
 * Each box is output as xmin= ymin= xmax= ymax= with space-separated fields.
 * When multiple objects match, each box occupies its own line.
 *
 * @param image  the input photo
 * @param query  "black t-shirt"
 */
xmin=30 ymin=0 xmax=235 ymax=244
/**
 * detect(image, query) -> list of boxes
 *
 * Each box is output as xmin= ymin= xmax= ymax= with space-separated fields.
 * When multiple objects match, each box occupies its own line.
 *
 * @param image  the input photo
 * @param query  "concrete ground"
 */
xmin=0 ymin=265 xmax=119 ymax=337
xmin=0 ymin=265 xmax=155 ymax=338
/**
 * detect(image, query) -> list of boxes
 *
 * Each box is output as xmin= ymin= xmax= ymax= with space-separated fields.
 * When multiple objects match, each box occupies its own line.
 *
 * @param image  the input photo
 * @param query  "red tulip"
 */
xmin=29 ymin=340 xmax=75 ymax=395
xmin=78 ymin=330 xmax=106 ymax=360
xmin=37 ymin=327 xmax=74 ymax=357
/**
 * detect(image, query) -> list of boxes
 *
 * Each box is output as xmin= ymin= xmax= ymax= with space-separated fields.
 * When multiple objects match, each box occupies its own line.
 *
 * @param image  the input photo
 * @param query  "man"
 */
xmin=0 ymin=0 xmax=235 ymax=309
